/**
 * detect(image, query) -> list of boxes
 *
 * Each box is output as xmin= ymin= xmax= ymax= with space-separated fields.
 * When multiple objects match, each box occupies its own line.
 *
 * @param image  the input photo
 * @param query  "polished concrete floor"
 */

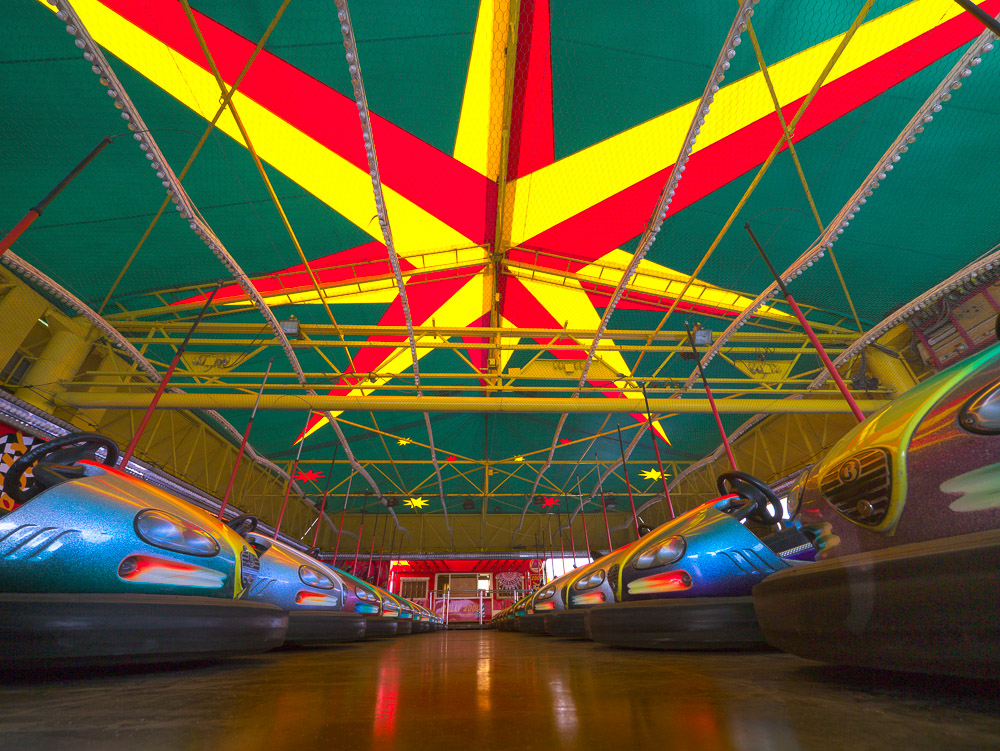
xmin=3 ymin=630 xmax=1000 ymax=751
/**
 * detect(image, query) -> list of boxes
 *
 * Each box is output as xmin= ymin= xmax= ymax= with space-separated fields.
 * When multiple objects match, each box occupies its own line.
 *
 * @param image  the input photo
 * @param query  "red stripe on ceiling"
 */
xmin=520 ymin=4 xmax=995 ymax=267
xmin=173 ymin=242 xmax=402 ymax=304
xmin=99 ymin=0 xmax=494 ymax=244
xmin=507 ymin=0 xmax=555 ymax=180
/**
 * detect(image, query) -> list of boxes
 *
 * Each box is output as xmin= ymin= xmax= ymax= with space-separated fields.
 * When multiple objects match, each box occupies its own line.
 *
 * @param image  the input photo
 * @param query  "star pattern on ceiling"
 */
xmin=293 ymin=469 xmax=324 ymax=483
xmin=405 ymin=497 xmax=429 ymax=509
xmin=397 ymin=437 xmax=412 ymax=446
xmin=541 ymin=496 xmax=559 ymax=508
xmin=640 ymin=468 xmax=664 ymax=481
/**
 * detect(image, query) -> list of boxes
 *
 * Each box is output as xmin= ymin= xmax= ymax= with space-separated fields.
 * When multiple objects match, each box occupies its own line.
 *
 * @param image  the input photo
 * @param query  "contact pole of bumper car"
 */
xmin=547 ymin=517 xmax=555 ymax=576
xmin=684 ymin=322 xmax=739 ymax=472
xmin=121 ymin=283 xmax=220 ymax=467
xmin=273 ymin=411 xmax=312 ymax=539
xmin=332 ymin=471 xmax=353 ymax=562
xmin=596 ymin=456 xmax=613 ymax=551
xmin=385 ymin=523 xmax=398 ymax=590
xmin=568 ymin=507 xmax=577 ymax=563
xmin=218 ymin=358 xmax=273 ymax=520
xmin=556 ymin=506 xmax=567 ymax=571
xmin=366 ymin=501 xmax=382 ymax=581
xmin=745 ymin=223 xmax=866 ymax=423
xmin=375 ymin=498 xmax=390 ymax=583
xmin=351 ymin=502 xmax=366 ymax=575
xmin=0 ymin=136 xmax=112 ymax=257
xmin=616 ymin=425 xmax=641 ymax=539
xmin=575 ymin=478 xmax=592 ymax=562
xmin=641 ymin=384 xmax=675 ymax=518
xmin=310 ymin=442 xmax=339 ymax=547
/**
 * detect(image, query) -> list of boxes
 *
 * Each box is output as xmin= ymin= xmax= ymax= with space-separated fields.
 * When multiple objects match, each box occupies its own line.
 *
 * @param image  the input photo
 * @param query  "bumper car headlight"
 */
xmin=134 ymin=509 xmax=220 ymax=557
xmin=574 ymin=569 xmax=606 ymax=590
xmin=633 ymin=535 xmax=686 ymax=570
xmin=299 ymin=565 xmax=335 ymax=590
xmin=538 ymin=586 xmax=556 ymax=599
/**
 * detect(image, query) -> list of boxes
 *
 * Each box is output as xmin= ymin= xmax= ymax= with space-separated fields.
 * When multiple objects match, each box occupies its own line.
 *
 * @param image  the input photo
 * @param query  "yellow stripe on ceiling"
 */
xmin=453 ymin=0 xmax=509 ymax=178
xmin=581 ymin=249 xmax=795 ymax=324
xmin=507 ymin=0 xmax=972 ymax=246
xmin=60 ymin=0 xmax=474 ymax=256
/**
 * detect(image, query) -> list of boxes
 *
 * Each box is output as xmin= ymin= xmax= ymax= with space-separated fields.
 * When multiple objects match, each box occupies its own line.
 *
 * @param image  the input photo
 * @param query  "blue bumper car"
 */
xmin=0 ymin=433 xmax=287 ymax=667
xmin=240 ymin=530 xmax=366 ymax=645
xmin=584 ymin=472 xmax=817 ymax=649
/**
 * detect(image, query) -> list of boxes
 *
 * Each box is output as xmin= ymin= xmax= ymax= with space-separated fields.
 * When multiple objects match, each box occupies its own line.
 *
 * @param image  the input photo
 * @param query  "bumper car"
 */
xmin=583 ymin=475 xmax=817 ymax=650
xmin=533 ymin=563 xmax=598 ymax=637
xmin=381 ymin=590 xmax=414 ymax=634
xmin=239 ymin=531 xmax=365 ymax=645
xmin=331 ymin=567 xmax=398 ymax=638
xmin=754 ymin=340 xmax=1000 ymax=678
xmin=0 ymin=433 xmax=287 ymax=667
xmin=510 ymin=591 xmax=534 ymax=631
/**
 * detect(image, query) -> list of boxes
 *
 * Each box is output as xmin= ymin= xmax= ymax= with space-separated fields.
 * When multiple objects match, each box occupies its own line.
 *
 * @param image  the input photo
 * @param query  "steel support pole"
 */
xmin=121 ymin=284 xmax=220 ymax=467
xmin=616 ymin=426 xmax=641 ymax=539
xmin=641 ymin=384 xmax=675 ymax=518
xmin=685 ymin=323 xmax=739 ymax=472
xmin=0 ymin=137 xmax=112 ymax=257
xmin=366 ymin=502 xmax=382 ymax=581
xmin=556 ymin=507 xmax=567 ymax=571
xmin=746 ymin=224 xmax=866 ymax=423
xmin=219 ymin=358 xmax=273 ymax=520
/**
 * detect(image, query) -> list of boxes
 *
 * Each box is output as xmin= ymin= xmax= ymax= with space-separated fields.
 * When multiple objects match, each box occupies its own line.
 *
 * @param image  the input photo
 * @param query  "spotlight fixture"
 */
xmin=279 ymin=315 xmax=301 ymax=339
xmin=384 ymin=497 xmax=399 ymax=507
xmin=604 ymin=494 xmax=618 ymax=510
xmin=462 ymin=498 xmax=475 ymax=511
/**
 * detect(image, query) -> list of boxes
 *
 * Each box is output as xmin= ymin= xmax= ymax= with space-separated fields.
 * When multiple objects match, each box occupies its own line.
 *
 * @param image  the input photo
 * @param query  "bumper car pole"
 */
xmin=595 ymin=456 xmax=614 ymax=551
xmin=746 ymin=223 xmax=865 ymax=424
xmin=0 ymin=136 xmax=112 ymax=257
xmin=641 ymin=384 xmax=675 ymax=518
xmin=219 ymin=358 xmax=272 ymax=520
xmin=556 ymin=507 xmax=567 ymax=570
xmin=310 ymin=443 xmax=339 ymax=546
xmin=332 ymin=470 xmax=354 ymax=561
xmin=684 ymin=323 xmax=739 ymax=471
xmin=575 ymin=478 xmax=592 ymax=562
xmin=121 ymin=283 xmax=220 ymax=467
xmin=365 ymin=501 xmax=383 ymax=580
xmin=273 ymin=411 xmax=312 ymax=538
xmin=616 ymin=425 xmax=641 ymax=538
xmin=351 ymin=503 xmax=367 ymax=575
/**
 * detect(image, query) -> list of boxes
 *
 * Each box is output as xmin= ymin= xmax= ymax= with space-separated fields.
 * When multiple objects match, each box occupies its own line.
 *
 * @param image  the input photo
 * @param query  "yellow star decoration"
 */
xmin=640 ymin=468 xmax=664 ymax=481
xmin=513 ymin=455 xmax=524 ymax=463
xmin=397 ymin=437 xmax=412 ymax=446
xmin=405 ymin=497 xmax=429 ymax=509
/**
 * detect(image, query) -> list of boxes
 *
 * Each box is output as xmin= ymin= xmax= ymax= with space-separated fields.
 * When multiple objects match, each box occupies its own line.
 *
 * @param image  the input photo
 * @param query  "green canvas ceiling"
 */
xmin=1 ymin=0 xmax=998 ymax=518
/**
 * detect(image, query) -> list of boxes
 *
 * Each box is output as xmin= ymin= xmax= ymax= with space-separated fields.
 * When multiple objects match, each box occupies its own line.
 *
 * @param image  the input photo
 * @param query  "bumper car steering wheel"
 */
xmin=717 ymin=471 xmax=783 ymax=525
xmin=4 ymin=432 xmax=120 ymax=504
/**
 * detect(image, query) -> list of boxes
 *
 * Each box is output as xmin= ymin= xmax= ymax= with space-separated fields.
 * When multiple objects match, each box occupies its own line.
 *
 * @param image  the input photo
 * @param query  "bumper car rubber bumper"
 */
xmin=0 ymin=594 xmax=287 ymax=668
xmin=285 ymin=610 xmax=367 ymax=645
xmin=585 ymin=597 xmax=767 ymax=650
xmin=545 ymin=610 xmax=588 ymax=637
xmin=753 ymin=529 xmax=1000 ymax=678
xmin=517 ymin=613 xmax=549 ymax=634
xmin=396 ymin=619 xmax=414 ymax=635
xmin=364 ymin=616 xmax=399 ymax=638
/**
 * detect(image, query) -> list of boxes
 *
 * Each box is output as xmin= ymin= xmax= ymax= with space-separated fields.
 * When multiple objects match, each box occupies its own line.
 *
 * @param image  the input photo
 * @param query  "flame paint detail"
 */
xmin=570 ymin=591 xmax=606 ymax=606
xmin=626 ymin=570 xmax=692 ymax=595
xmin=117 ymin=554 xmax=226 ymax=588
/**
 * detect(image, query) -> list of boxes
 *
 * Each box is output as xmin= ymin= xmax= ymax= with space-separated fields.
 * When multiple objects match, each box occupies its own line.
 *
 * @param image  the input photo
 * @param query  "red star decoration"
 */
xmin=541 ymin=496 xmax=559 ymax=508
xmin=558 ymin=438 xmax=571 ymax=445
xmin=444 ymin=456 xmax=457 ymax=462
xmin=293 ymin=469 xmax=324 ymax=483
